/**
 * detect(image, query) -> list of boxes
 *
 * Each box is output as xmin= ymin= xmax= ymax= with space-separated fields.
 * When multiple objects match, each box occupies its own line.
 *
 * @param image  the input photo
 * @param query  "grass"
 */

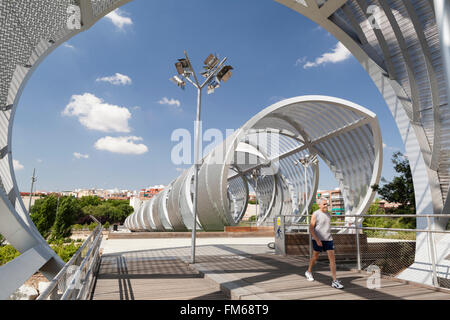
xmin=364 ymin=230 xmax=416 ymax=241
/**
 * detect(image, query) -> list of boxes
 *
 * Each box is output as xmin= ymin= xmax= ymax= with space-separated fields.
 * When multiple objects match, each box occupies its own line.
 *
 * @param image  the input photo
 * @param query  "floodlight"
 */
xmin=217 ymin=65 xmax=233 ymax=82
xmin=170 ymin=75 xmax=185 ymax=89
xmin=175 ymin=62 xmax=184 ymax=75
xmin=200 ymin=70 xmax=210 ymax=78
xmin=175 ymin=58 xmax=191 ymax=76
xmin=207 ymin=80 xmax=220 ymax=94
xmin=204 ymin=54 xmax=219 ymax=70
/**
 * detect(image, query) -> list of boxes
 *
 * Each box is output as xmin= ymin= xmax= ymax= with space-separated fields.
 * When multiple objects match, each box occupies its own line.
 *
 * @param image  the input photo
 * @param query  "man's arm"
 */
xmin=309 ymin=214 xmax=322 ymax=246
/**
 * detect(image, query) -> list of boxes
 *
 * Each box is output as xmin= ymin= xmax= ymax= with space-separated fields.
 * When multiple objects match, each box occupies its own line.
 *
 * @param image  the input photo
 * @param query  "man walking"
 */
xmin=305 ymin=197 xmax=344 ymax=289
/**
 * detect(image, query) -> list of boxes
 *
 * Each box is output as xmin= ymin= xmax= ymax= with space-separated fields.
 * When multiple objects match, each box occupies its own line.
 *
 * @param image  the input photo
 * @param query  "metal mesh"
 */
xmin=281 ymin=214 xmax=450 ymax=290
xmin=360 ymin=231 xmax=416 ymax=278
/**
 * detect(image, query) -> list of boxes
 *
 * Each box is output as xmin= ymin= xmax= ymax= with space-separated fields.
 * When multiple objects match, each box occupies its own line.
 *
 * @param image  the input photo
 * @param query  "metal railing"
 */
xmin=37 ymin=223 xmax=104 ymax=300
xmin=275 ymin=214 xmax=450 ymax=290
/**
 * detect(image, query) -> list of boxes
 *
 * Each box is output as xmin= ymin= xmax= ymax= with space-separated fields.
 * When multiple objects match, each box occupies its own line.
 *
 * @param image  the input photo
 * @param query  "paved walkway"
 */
xmin=91 ymin=238 xmax=450 ymax=300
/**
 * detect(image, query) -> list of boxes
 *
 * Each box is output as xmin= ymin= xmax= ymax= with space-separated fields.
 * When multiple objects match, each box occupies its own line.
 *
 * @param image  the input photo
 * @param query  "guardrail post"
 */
xmin=307 ymin=214 xmax=312 ymax=260
xmin=427 ymin=216 xmax=439 ymax=287
xmin=274 ymin=216 xmax=286 ymax=255
xmin=355 ymin=216 xmax=361 ymax=271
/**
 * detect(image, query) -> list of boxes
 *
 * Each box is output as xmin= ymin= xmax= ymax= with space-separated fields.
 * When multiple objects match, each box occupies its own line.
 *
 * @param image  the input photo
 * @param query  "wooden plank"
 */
xmin=91 ymin=255 xmax=227 ymax=300
xmin=91 ymin=245 xmax=450 ymax=300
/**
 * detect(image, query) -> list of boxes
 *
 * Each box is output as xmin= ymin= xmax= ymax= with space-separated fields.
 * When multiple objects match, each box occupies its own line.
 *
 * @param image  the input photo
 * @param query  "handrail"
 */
xmin=37 ymin=224 xmax=103 ymax=300
xmin=282 ymin=213 xmax=450 ymax=234
xmin=61 ymin=226 xmax=103 ymax=300
xmin=282 ymin=214 xmax=450 ymax=218
xmin=285 ymin=223 xmax=450 ymax=234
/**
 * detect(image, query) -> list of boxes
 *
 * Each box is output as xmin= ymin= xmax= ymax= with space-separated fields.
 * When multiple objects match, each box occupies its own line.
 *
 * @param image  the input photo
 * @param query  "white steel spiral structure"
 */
xmin=0 ymin=0 xmax=448 ymax=298
xmin=127 ymin=95 xmax=383 ymax=233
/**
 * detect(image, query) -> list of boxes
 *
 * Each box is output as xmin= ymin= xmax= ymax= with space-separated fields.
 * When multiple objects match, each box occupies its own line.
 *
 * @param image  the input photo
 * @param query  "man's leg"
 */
xmin=308 ymin=251 xmax=320 ymax=273
xmin=326 ymin=250 xmax=337 ymax=281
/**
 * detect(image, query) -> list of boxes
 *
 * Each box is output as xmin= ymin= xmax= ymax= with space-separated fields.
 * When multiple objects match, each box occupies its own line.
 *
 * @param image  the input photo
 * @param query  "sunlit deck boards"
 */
xmin=91 ymin=254 xmax=227 ymax=300
xmin=90 ymin=244 xmax=450 ymax=300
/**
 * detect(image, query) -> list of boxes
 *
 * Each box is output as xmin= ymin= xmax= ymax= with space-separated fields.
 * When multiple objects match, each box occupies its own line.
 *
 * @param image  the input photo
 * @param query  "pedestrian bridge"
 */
xmin=0 ymin=0 xmax=449 ymax=299
xmin=91 ymin=236 xmax=450 ymax=300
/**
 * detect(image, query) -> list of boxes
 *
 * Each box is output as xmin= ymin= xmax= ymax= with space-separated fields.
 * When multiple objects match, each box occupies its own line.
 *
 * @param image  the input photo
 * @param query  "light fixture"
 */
xmin=169 ymin=75 xmax=185 ymax=89
xmin=175 ymin=58 xmax=191 ymax=76
xmin=204 ymin=53 xmax=219 ymax=70
xmin=217 ymin=65 xmax=233 ymax=82
xmin=207 ymin=79 xmax=220 ymax=94
xmin=168 ymin=50 xmax=234 ymax=265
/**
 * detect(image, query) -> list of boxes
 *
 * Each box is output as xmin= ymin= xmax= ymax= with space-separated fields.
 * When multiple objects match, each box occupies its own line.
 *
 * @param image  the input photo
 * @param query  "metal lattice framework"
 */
xmin=0 ymin=0 xmax=449 ymax=298
xmin=274 ymin=0 xmax=450 ymax=286
xmin=127 ymin=95 xmax=383 ymax=233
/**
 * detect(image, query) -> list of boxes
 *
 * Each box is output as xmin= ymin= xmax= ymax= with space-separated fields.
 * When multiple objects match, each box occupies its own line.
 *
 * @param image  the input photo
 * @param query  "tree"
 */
xmin=80 ymin=201 xmax=132 ymax=224
xmin=309 ymin=202 xmax=319 ymax=214
xmin=30 ymin=195 xmax=58 ymax=238
xmin=363 ymin=199 xmax=386 ymax=229
xmin=372 ymin=152 xmax=415 ymax=211
xmin=50 ymin=196 xmax=81 ymax=240
xmin=372 ymin=152 xmax=416 ymax=228
xmin=78 ymin=195 xmax=101 ymax=208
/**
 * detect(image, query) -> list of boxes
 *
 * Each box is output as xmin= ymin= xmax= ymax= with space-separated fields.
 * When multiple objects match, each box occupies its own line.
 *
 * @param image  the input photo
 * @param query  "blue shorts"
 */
xmin=312 ymin=240 xmax=334 ymax=252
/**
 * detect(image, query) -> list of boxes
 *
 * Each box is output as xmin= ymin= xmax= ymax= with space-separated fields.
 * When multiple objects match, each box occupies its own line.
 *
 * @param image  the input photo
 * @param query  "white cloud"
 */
xmin=74 ymin=152 xmax=89 ymax=159
xmin=37 ymin=159 xmax=43 ymax=163
xmin=158 ymin=97 xmax=181 ymax=107
xmin=175 ymin=168 xmax=184 ymax=172
xmin=63 ymin=93 xmax=131 ymax=133
xmin=13 ymin=160 xmax=24 ymax=171
xmin=294 ymin=57 xmax=307 ymax=67
xmin=63 ymin=43 xmax=75 ymax=49
xmin=303 ymin=42 xmax=352 ymax=69
xmin=96 ymin=73 xmax=132 ymax=86
xmin=383 ymin=143 xmax=402 ymax=152
xmin=94 ymin=136 xmax=148 ymax=155
xmin=105 ymin=9 xmax=133 ymax=30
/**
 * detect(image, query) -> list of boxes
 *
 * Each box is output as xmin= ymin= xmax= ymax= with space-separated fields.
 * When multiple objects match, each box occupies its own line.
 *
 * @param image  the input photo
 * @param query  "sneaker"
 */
xmin=305 ymin=271 xmax=314 ymax=281
xmin=331 ymin=279 xmax=344 ymax=289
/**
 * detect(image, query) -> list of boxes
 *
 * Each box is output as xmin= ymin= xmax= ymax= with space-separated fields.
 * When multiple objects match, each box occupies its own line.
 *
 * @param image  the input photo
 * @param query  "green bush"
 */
xmin=0 ymin=245 xmax=20 ymax=266
xmin=103 ymin=221 xmax=110 ymax=229
xmin=88 ymin=222 xmax=97 ymax=231
xmin=50 ymin=242 xmax=81 ymax=263
xmin=72 ymin=224 xmax=84 ymax=231
xmin=1 ymin=240 xmax=82 ymax=266
xmin=248 ymin=215 xmax=257 ymax=222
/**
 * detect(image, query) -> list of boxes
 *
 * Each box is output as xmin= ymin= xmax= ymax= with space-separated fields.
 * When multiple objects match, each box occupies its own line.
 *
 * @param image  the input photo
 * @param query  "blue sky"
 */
xmin=12 ymin=0 xmax=404 ymax=192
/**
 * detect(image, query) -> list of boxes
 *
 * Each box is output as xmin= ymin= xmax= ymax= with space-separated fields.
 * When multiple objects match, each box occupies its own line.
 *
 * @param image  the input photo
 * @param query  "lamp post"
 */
xmin=294 ymin=154 xmax=318 ymax=219
xmin=251 ymin=168 xmax=261 ymax=224
xmin=294 ymin=154 xmax=318 ymax=259
xmin=28 ymin=168 xmax=37 ymax=213
xmin=170 ymin=51 xmax=234 ymax=264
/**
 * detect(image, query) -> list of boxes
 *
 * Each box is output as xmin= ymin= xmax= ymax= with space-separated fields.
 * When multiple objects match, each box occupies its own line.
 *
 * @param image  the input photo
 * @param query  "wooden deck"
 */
xmin=91 ymin=244 xmax=450 ymax=300
xmin=91 ymin=254 xmax=227 ymax=300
